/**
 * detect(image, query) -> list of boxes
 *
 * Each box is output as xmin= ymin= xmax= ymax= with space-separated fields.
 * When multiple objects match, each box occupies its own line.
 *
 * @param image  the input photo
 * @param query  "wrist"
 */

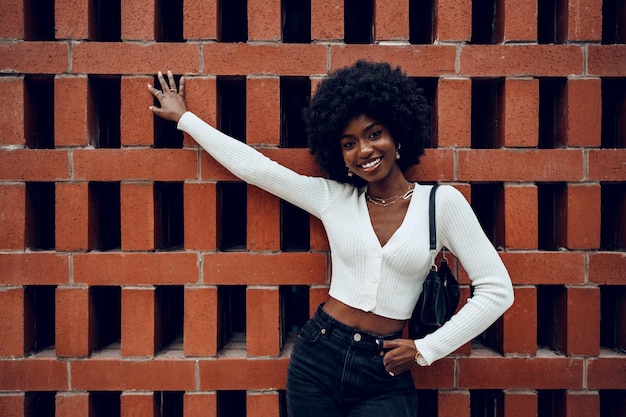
xmin=413 ymin=340 xmax=428 ymax=367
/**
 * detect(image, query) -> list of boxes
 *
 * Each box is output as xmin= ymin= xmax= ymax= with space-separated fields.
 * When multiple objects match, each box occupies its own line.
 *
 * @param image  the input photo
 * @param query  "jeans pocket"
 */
xmin=296 ymin=320 xmax=322 ymax=344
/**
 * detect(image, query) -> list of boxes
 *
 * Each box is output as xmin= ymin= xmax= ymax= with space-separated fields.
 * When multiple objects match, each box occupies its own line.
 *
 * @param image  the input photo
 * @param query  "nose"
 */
xmin=357 ymin=139 xmax=373 ymax=157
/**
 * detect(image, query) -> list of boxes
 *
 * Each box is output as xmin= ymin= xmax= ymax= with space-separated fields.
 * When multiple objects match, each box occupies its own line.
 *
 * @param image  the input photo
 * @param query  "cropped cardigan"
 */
xmin=177 ymin=112 xmax=514 ymax=365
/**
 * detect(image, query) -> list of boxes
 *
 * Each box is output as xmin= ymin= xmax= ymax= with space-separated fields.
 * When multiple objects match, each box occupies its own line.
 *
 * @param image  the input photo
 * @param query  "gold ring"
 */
xmin=169 ymin=89 xmax=177 ymax=92
xmin=156 ymin=90 xmax=162 ymax=95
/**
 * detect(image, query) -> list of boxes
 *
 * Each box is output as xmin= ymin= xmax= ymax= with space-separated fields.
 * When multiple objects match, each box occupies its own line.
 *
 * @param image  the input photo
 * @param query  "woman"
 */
xmin=148 ymin=60 xmax=514 ymax=417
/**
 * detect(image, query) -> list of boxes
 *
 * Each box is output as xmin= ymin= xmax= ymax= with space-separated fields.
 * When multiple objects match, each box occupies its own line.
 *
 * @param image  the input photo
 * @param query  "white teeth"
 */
xmin=361 ymin=158 xmax=381 ymax=169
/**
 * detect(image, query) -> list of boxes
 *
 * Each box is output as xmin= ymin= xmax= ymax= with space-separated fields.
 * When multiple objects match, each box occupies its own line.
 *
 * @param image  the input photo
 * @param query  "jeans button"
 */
xmin=353 ymin=333 xmax=362 ymax=342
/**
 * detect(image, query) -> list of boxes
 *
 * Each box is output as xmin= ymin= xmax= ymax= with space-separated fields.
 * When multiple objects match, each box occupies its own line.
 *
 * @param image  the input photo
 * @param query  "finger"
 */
xmin=157 ymin=71 xmax=168 ymax=90
xmin=382 ymin=339 xmax=401 ymax=350
xmin=166 ymin=70 xmax=177 ymax=91
xmin=147 ymin=84 xmax=163 ymax=99
xmin=178 ymin=76 xmax=185 ymax=98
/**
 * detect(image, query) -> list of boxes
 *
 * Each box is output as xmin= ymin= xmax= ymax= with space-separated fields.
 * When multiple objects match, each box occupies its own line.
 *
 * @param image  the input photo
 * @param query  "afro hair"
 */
xmin=304 ymin=60 xmax=431 ymax=187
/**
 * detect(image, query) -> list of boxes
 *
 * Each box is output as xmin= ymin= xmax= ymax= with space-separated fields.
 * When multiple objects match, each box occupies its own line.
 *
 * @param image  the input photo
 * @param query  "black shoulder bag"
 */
xmin=408 ymin=185 xmax=461 ymax=339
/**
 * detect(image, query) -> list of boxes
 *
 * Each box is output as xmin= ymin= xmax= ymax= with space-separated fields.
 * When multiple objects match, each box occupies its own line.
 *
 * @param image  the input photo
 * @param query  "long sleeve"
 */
xmin=177 ymin=111 xmax=345 ymax=218
xmin=414 ymin=185 xmax=514 ymax=364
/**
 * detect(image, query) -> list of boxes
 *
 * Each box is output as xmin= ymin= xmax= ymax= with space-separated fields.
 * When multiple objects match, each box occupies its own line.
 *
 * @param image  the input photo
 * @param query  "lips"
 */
xmin=359 ymin=157 xmax=382 ymax=171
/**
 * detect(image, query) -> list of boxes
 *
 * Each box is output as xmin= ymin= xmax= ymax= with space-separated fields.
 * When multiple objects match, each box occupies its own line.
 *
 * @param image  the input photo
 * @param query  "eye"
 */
xmin=368 ymin=130 xmax=383 ymax=140
xmin=340 ymin=139 xmax=356 ymax=149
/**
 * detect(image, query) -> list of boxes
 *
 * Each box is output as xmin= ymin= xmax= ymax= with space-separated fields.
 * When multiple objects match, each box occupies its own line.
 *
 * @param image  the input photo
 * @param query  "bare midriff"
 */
xmin=322 ymin=296 xmax=407 ymax=336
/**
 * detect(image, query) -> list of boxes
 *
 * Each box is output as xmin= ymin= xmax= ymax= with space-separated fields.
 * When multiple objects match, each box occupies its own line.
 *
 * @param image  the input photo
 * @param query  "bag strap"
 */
xmin=429 ymin=184 xmax=439 ymax=267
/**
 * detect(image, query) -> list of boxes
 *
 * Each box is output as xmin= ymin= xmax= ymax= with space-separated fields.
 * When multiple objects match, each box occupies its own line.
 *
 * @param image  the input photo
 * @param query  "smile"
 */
xmin=359 ymin=157 xmax=382 ymax=170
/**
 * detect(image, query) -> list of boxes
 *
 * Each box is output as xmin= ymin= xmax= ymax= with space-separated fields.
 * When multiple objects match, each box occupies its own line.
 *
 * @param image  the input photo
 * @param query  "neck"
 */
xmin=366 ymin=171 xmax=411 ymax=200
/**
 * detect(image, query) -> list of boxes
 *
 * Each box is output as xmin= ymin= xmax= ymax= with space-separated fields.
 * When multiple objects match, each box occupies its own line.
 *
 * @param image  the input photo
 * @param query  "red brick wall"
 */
xmin=1 ymin=0 xmax=625 ymax=416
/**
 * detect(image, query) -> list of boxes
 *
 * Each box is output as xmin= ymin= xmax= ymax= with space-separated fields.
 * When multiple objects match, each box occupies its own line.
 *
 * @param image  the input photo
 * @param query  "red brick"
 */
xmin=565 ymin=391 xmax=599 ymax=417
xmin=0 ymin=150 xmax=69 ymax=181
xmin=203 ymin=252 xmax=327 ymax=285
xmin=202 ymin=44 xmax=327 ymax=76
xmin=503 ymin=391 xmax=538 ymax=417
xmin=503 ymin=287 xmax=537 ymax=355
xmin=247 ymin=287 xmax=280 ymax=357
xmin=71 ymin=358 xmax=196 ymax=391
xmin=184 ymin=286 xmax=218 ymax=357
xmin=310 ymin=216 xmax=330 ymax=251
xmin=0 ymin=185 xmax=25 ymax=250
xmin=72 ymin=43 xmax=199 ymax=75
xmin=567 ymin=0 xmax=602 ymax=41
xmin=411 ymin=357 xmax=456 ymax=389
xmin=0 ymin=42 xmax=68 ymax=74
xmin=73 ymin=253 xmax=199 ymax=285
xmin=435 ymin=0 xmax=471 ymax=42
xmin=246 ymin=77 xmax=280 ymax=146
xmin=502 ymin=0 xmax=536 ymax=41
xmin=121 ymin=76 xmax=154 ymax=146
xmin=566 ymin=78 xmax=602 ymax=147
xmin=375 ymin=0 xmax=409 ymax=41
xmin=55 ymin=0 xmax=88 ymax=39
xmin=588 ymin=149 xmax=626 ymax=181
xmin=122 ymin=287 xmax=156 ymax=357
xmin=438 ymin=390 xmax=470 ymax=417
xmin=182 ymin=77 xmax=218 ymax=137
xmin=311 ymin=0 xmax=343 ymax=41
xmin=0 ymin=358 xmax=68 ymax=391
xmin=121 ymin=183 xmax=155 ymax=251
xmin=55 ymin=182 xmax=89 ymax=251
xmin=0 ymin=77 xmax=25 ymax=146
xmin=247 ymin=186 xmax=280 ymax=251
xmin=309 ymin=286 xmax=329 ymax=318
xmin=248 ymin=0 xmax=281 ymax=41
xmin=499 ymin=252 xmax=585 ymax=285
xmin=587 ymin=357 xmax=626 ymax=389
xmin=565 ymin=184 xmax=600 ymax=249
xmin=457 ymin=149 xmax=584 ymax=182
xmin=565 ymin=286 xmax=600 ymax=356
xmin=120 ymin=392 xmax=157 ymax=417
xmin=121 ymin=0 xmax=155 ymax=40
xmin=588 ymin=252 xmax=626 ymax=285
xmin=56 ymin=287 xmax=91 ymax=357
xmin=436 ymin=78 xmax=472 ymax=148
xmin=407 ymin=148 xmax=455 ymax=182
xmin=56 ymin=391 xmax=90 ymax=417
xmin=0 ymin=253 xmax=69 ymax=286
xmin=198 ymin=357 xmax=289 ymax=390
xmin=460 ymin=45 xmax=583 ymax=77
xmin=503 ymin=78 xmax=539 ymax=147
xmin=0 ymin=288 xmax=26 ymax=356
xmin=183 ymin=0 xmax=218 ymax=40
xmin=504 ymin=185 xmax=538 ymax=249
xmin=332 ymin=45 xmax=456 ymax=77
xmin=0 ymin=0 xmax=23 ymax=38
xmin=0 ymin=393 xmax=25 ymax=417
xmin=184 ymin=182 xmax=218 ymax=250
xmin=459 ymin=357 xmax=583 ymax=389
xmin=72 ymin=149 xmax=197 ymax=181
xmin=588 ymin=45 xmax=626 ymax=77
xmin=184 ymin=392 xmax=217 ymax=417
xmin=54 ymin=76 xmax=89 ymax=147
xmin=247 ymin=391 xmax=280 ymax=417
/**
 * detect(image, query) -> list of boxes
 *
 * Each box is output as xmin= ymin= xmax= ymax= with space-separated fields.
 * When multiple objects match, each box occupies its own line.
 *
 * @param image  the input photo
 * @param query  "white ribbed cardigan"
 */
xmin=178 ymin=112 xmax=514 ymax=365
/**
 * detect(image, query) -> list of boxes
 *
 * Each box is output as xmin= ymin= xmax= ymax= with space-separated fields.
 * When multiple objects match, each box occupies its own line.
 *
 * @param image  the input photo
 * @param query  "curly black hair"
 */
xmin=304 ymin=60 xmax=431 ymax=187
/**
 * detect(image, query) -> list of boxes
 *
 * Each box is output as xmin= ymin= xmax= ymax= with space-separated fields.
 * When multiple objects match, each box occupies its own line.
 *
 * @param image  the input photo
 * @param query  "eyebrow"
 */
xmin=339 ymin=122 xmax=381 ymax=141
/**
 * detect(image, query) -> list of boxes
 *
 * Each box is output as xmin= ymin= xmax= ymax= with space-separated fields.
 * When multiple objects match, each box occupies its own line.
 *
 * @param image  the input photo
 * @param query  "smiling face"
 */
xmin=339 ymin=115 xmax=401 ymax=184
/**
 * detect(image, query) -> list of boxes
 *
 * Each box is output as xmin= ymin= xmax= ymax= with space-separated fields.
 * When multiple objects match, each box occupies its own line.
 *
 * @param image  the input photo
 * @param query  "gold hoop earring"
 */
xmin=396 ymin=143 xmax=401 ymax=160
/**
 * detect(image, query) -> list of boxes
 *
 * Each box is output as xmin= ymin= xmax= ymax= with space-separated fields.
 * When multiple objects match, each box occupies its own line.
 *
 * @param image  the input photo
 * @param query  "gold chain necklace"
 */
xmin=366 ymin=184 xmax=414 ymax=207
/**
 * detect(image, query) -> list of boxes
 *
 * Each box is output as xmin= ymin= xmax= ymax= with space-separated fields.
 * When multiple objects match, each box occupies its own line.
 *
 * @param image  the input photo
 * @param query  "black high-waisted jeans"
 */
xmin=286 ymin=304 xmax=417 ymax=417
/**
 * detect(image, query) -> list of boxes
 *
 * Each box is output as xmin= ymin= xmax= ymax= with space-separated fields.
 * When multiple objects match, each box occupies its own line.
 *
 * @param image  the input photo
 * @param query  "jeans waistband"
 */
xmin=312 ymin=304 xmax=403 ymax=352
